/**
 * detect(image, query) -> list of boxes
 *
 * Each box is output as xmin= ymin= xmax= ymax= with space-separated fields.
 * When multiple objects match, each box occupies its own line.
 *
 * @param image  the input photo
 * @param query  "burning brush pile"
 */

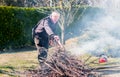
xmin=25 ymin=50 xmax=97 ymax=77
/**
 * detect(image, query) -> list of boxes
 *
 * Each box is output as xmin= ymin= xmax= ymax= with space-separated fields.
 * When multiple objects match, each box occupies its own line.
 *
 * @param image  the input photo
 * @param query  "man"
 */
xmin=33 ymin=11 xmax=61 ymax=67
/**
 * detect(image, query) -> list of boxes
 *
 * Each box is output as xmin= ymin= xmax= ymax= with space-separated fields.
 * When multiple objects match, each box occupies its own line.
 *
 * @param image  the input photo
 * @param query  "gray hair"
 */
xmin=50 ymin=11 xmax=60 ymax=17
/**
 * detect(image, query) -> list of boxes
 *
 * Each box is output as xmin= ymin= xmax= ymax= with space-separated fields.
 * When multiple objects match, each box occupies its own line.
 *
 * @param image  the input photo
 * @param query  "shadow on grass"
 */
xmin=0 ymin=65 xmax=36 ymax=77
xmin=95 ymin=65 xmax=120 ymax=76
xmin=0 ymin=66 xmax=17 ymax=77
xmin=0 ymin=46 xmax=36 ymax=54
xmin=0 ymin=65 xmax=15 ymax=71
xmin=98 ymin=69 xmax=120 ymax=76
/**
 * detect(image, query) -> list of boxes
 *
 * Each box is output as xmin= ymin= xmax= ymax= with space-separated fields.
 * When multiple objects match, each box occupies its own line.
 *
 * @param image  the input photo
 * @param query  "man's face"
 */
xmin=51 ymin=15 xmax=60 ymax=24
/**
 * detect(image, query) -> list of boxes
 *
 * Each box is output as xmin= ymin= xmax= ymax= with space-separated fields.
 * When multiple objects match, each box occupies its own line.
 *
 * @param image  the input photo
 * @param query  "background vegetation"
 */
xmin=0 ymin=6 xmax=103 ymax=52
xmin=0 ymin=6 xmax=48 ymax=51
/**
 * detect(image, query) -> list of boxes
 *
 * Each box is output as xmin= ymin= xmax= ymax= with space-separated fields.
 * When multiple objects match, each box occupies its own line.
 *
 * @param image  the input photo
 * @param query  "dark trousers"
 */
xmin=34 ymin=35 xmax=49 ymax=63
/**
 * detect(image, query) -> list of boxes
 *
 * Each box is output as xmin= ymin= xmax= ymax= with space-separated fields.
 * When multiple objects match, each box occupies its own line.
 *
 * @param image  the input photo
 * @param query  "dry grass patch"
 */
xmin=0 ymin=50 xmax=38 ymax=77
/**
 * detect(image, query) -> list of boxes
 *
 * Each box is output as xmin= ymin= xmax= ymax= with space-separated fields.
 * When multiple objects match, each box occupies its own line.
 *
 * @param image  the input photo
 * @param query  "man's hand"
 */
xmin=53 ymin=35 xmax=63 ymax=48
xmin=49 ymin=35 xmax=63 ymax=49
xmin=49 ymin=35 xmax=60 ymax=47
xmin=53 ymin=35 xmax=60 ymax=41
xmin=54 ymin=35 xmax=65 ymax=52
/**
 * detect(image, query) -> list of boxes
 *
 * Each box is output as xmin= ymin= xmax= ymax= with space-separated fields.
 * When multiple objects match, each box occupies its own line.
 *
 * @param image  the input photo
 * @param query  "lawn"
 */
xmin=0 ymin=48 xmax=38 ymax=77
xmin=0 ymin=46 xmax=120 ymax=77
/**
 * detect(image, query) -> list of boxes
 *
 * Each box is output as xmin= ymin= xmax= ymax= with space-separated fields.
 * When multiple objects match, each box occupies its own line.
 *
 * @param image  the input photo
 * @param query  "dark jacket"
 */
xmin=35 ymin=16 xmax=57 ymax=39
xmin=34 ymin=16 xmax=60 ymax=48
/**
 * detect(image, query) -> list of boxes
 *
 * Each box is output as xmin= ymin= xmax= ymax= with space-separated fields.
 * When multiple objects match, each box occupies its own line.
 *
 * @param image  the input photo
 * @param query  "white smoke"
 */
xmin=70 ymin=0 xmax=120 ymax=57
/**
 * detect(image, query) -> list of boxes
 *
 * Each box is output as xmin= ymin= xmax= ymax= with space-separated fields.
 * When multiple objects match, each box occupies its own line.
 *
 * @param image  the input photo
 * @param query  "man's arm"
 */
xmin=44 ymin=19 xmax=63 ymax=48
xmin=44 ymin=20 xmax=54 ymax=36
xmin=35 ymin=20 xmax=44 ymax=33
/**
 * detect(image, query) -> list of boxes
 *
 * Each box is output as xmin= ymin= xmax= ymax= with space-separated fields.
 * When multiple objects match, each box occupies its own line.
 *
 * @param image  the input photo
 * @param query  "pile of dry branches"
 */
xmin=25 ymin=50 xmax=97 ymax=77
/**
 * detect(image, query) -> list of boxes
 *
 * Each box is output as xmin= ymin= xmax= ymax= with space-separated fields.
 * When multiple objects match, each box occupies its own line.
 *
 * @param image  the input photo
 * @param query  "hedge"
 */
xmin=0 ymin=6 xmax=48 ymax=51
xmin=0 ymin=6 xmax=104 ymax=51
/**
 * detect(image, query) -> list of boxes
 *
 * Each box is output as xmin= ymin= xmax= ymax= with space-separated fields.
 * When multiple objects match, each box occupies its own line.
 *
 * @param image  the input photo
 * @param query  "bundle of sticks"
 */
xmin=25 ymin=50 xmax=98 ymax=77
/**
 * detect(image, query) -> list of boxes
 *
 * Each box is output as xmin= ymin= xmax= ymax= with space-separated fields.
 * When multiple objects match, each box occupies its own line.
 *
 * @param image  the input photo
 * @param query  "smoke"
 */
xmin=69 ymin=0 xmax=120 ymax=57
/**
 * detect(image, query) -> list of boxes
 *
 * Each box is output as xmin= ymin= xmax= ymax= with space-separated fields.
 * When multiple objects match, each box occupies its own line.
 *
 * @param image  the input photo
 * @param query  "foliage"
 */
xmin=0 ymin=0 xmax=90 ymax=7
xmin=0 ymin=6 xmax=47 ymax=51
xmin=0 ymin=6 xmax=103 ymax=51
xmin=56 ymin=1 xmax=89 ymax=44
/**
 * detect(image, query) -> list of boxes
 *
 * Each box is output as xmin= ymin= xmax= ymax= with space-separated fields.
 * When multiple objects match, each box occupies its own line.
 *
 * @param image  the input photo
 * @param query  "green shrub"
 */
xmin=0 ymin=6 xmax=48 ymax=51
xmin=0 ymin=6 xmax=103 ymax=51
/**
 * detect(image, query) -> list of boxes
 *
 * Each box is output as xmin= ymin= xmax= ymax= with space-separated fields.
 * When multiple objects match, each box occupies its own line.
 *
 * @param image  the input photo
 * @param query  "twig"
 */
xmin=44 ymin=62 xmax=64 ymax=75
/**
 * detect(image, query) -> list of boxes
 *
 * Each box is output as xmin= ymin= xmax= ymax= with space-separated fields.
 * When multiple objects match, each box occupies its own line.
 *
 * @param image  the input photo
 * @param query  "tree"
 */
xmin=2 ymin=0 xmax=24 ymax=7
xmin=52 ymin=0 xmax=88 ymax=44
xmin=0 ymin=0 xmax=5 ymax=5
xmin=27 ymin=0 xmax=89 ymax=44
xmin=0 ymin=0 xmax=90 ymax=7
xmin=25 ymin=0 xmax=88 ymax=44
xmin=0 ymin=0 xmax=89 ymax=44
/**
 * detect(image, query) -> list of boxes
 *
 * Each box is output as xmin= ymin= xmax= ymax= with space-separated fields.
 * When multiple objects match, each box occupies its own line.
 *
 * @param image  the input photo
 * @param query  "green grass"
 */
xmin=0 ymin=47 xmax=120 ymax=77
xmin=0 ymin=50 xmax=38 ymax=77
xmin=78 ymin=53 xmax=120 ymax=69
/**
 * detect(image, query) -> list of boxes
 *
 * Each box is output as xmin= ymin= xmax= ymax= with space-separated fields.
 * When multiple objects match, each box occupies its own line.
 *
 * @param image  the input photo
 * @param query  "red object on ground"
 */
xmin=99 ymin=57 xmax=107 ymax=63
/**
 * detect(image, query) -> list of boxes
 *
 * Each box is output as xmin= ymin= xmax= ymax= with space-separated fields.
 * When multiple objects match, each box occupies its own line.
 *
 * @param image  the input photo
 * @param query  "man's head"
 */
xmin=50 ymin=11 xmax=60 ymax=24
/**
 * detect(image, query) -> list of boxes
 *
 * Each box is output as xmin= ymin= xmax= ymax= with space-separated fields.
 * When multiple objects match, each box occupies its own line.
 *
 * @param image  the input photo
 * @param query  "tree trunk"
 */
xmin=61 ymin=24 xmax=65 ymax=44
xmin=50 ymin=0 xmax=52 ymax=7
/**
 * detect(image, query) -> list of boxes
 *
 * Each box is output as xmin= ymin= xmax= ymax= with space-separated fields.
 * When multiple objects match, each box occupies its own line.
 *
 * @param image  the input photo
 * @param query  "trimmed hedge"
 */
xmin=0 ymin=6 xmax=104 ymax=51
xmin=0 ymin=6 xmax=48 ymax=51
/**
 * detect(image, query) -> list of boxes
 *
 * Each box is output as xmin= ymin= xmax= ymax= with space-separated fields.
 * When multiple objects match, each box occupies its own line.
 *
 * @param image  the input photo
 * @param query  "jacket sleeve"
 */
xmin=44 ymin=20 xmax=54 ymax=36
xmin=35 ymin=20 xmax=44 ymax=33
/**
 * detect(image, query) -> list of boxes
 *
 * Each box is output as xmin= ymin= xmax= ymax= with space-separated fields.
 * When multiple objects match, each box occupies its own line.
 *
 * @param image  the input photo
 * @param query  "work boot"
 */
xmin=38 ymin=47 xmax=48 ymax=67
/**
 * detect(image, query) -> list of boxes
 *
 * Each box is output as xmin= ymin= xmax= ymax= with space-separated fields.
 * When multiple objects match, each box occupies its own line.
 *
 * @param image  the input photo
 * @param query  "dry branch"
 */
xmin=25 ymin=50 xmax=97 ymax=77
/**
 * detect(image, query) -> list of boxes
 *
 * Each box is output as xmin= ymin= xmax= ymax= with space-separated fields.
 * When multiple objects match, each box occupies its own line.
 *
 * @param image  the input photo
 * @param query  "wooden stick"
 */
xmin=44 ymin=62 xmax=64 ymax=75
